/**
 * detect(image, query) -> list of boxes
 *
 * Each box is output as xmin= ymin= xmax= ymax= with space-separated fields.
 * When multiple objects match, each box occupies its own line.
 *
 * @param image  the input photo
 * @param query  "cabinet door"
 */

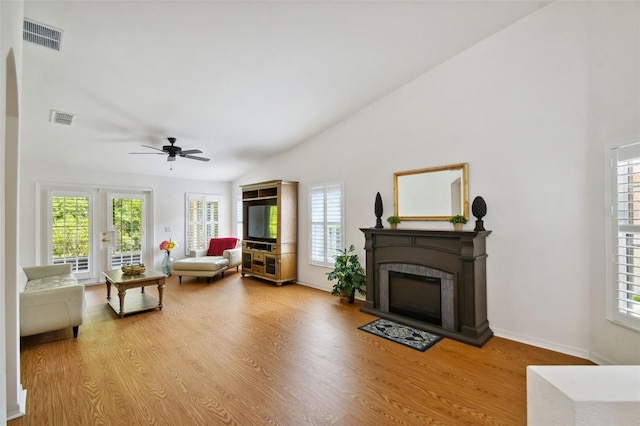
xmin=265 ymin=255 xmax=277 ymax=278
xmin=242 ymin=252 xmax=252 ymax=270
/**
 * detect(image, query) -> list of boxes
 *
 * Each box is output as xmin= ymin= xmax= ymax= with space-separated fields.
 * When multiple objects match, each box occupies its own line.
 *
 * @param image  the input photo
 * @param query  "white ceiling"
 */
xmin=21 ymin=1 xmax=546 ymax=181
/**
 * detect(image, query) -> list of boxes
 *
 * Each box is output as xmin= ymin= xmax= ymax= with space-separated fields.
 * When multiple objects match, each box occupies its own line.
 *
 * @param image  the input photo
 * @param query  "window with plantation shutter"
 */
xmin=607 ymin=142 xmax=640 ymax=332
xmin=310 ymin=183 xmax=344 ymax=267
xmin=237 ymin=199 xmax=243 ymax=240
xmin=186 ymin=193 xmax=220 ymax=254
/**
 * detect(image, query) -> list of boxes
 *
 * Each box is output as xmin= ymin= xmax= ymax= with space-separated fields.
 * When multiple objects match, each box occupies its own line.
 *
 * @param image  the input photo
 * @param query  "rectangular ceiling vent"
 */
xmin=50 ymin=110 xmax=76 ymax=126
xmin=23 ymin=18 xmax=63 ymax=51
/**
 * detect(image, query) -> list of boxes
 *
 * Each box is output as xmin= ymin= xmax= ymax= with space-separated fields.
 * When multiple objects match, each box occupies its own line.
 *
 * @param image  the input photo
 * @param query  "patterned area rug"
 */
xmin=359 ymin=318 xmax=442 ymax=352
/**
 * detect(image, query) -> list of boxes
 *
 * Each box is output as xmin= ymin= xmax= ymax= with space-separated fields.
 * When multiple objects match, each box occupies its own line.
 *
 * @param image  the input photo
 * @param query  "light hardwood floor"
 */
xmin=12 ymin=273 xmax=592 ymax=425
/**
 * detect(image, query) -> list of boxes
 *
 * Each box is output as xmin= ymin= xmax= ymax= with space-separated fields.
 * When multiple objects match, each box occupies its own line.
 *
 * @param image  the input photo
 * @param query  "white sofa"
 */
xmin=173 ymin=238 xmax=242 ymax=283
xmin=19 ymin=264 xmax=85 ymax=338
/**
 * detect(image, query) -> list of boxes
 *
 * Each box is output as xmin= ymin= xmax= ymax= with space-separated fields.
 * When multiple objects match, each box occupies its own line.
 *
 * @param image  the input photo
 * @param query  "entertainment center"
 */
xmin=240 ymin=180 xmax=298 ymax=285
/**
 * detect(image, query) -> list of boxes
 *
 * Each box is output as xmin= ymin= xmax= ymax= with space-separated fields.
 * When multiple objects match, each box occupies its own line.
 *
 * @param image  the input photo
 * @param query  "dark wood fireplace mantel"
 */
xmin=360 ymin=228 xmax=492 ymax=347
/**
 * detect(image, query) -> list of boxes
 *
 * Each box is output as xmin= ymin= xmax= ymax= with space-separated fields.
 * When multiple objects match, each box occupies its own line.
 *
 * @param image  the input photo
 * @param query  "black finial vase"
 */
xmin=472 ymin=196 xmax=487 ymax=232
xmin=374 ymin=192 xmax=384 ymax=228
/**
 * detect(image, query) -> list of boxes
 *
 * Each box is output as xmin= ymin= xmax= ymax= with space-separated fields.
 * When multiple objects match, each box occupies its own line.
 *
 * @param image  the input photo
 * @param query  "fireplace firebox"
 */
xmin=389 ymin=271 xmax=441 ymax=326
xmin=361 ymin=228 xmax=492 ymax=347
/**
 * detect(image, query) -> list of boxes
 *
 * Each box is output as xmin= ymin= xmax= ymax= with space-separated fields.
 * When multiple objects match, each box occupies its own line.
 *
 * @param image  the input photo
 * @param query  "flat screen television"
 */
xmin=247 ymin=204 xmax=278 ymax=241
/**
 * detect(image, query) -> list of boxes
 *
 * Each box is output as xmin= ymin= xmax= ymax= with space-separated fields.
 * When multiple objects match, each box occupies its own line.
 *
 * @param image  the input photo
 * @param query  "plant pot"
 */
xmin=339 ymin=290 xmax=355 ymax=304
xmin=390 ymin=223 xmax=397 ymax=230
xmin=453 ymin=223 xmax=463 ymax=231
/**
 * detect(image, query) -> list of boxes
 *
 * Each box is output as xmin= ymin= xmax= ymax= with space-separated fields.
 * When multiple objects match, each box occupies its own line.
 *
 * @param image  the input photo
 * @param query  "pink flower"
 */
xmin=159 ymin=239 xmax=176 ymax=252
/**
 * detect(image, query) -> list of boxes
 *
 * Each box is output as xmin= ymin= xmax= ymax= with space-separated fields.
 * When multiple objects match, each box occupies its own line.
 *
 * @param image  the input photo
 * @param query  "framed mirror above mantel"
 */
xmin=394 ymin=163 xmax=469 ymax=221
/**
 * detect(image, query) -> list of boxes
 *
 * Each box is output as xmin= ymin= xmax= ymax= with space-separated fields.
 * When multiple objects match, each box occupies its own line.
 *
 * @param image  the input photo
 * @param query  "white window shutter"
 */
xmin=309 ymin=183 xmax=344 ymax=267
xmin=608 ymin=143 xmax=640 ymax=331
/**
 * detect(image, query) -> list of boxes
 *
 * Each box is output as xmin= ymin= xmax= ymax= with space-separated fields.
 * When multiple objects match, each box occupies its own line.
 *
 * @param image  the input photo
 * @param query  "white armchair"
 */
xmin=19 ymin=264 xmax=85 ymax=338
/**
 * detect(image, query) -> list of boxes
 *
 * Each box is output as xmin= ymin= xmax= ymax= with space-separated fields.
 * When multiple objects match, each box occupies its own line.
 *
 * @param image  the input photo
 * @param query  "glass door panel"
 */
xmin=108 ymin=194 xmax=145 ymax=268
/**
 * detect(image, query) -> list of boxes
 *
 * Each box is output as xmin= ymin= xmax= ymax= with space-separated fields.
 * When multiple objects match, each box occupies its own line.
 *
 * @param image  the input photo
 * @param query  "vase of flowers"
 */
xmin=159 ymin=239 xmax=177 ymax=276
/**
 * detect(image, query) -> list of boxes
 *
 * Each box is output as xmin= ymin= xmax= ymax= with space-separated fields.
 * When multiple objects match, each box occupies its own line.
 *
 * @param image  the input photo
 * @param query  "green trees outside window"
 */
xmin=52 ymin=196 xmax=90 ymax=261
xmin=51 ymin=196 xmax=144 ymax=270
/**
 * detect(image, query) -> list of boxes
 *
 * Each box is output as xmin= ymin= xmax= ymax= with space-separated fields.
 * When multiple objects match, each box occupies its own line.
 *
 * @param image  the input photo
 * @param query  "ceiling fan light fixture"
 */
xmin=129 ymin=137 xmax=210 ymax=165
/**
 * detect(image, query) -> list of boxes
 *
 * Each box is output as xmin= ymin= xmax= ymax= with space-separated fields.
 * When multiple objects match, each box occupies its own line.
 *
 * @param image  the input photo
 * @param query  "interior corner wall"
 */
xmin=1 ymin=0 xmax=25 ymax=421
xmin=234 ymin=2 xmax=640 ymax=362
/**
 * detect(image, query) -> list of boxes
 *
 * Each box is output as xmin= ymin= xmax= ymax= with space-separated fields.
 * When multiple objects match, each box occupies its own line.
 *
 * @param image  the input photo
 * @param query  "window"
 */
xmin=310 ymin=183 xmax=344 ymax=267
xmin=607 ymin=142 xmax=640 ymax=331
xmin=237 ymin=198 xmax=243 ymax=240
xmin=186 ymin=193 xmax=220 ymax=253
xmin=49 ymin=192 xmax=92 ymax=274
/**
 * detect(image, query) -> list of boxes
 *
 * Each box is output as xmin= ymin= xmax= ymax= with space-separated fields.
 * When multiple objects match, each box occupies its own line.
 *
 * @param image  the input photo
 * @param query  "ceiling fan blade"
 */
xmin=129 ymin=152 xmax=167 ymax=155
xmin=183 ymin=154 xmax=210 ymax=162
xmin=141 ymin=144 xmax=166 ymax=152
xmin=179 ymin=149 xmax=203 ymax=155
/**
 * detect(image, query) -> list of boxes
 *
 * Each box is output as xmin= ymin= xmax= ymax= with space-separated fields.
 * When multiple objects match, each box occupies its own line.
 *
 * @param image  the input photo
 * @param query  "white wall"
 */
xmin=234 ymin=2 xmax=640 ymax=363
xmin=19 ymin=160 xmax=233 ymax=275
xmin=587 ymin=2 xmax=640 ymax=365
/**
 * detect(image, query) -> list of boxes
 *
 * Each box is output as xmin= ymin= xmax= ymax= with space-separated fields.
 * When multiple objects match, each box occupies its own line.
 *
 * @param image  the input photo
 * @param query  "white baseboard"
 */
xmin=492 ymin=328 xmax=592 ymax=361
xmin=587 ymin=351 xmax=617 ymax=366
xmin=6 ymin=387 xmax=26 ymax=420
xmin=296 ymin=280 xmax=328 ymax=292
xmin=296 ymin=281 xmax=366 ymax=302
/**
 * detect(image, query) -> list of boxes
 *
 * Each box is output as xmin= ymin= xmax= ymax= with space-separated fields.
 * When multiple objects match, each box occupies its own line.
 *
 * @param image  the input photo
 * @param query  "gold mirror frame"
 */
xmin=394 ymin=163 xmax=469 ymax=221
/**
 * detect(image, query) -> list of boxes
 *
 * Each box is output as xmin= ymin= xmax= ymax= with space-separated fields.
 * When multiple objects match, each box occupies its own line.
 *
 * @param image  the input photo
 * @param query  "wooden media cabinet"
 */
xmin=241 ymin=180 xmax=298 ymax=285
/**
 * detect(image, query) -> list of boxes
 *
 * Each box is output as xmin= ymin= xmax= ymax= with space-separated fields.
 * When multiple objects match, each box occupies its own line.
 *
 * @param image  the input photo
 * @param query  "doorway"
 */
xmin=42 ymin=186 xmax=152 ymax=283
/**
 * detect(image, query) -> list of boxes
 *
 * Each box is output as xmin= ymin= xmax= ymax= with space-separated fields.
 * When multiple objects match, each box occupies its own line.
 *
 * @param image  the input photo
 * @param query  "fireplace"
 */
xmin=389 ymin=271 xmax=441 ymax=325
xmin=361 ymin=228 xmax=492 ymax=347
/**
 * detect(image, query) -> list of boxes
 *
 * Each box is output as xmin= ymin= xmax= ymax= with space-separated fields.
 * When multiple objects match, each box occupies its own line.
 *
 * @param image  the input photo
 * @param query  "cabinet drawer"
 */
xmin=252 ymin=265 xmax=265 ymax=275
xmin=253 ymin=252 xmax=265 ymax=262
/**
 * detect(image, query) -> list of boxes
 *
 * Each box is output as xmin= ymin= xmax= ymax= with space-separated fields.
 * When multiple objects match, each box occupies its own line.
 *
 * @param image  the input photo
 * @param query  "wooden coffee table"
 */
xmin=102 ymin=269 xmax=166 ymax=318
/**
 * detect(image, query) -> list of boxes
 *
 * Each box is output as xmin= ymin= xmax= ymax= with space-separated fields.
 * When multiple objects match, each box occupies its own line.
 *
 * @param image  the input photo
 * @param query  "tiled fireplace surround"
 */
xmin=361 ymin=228 xmax=493 ymax=347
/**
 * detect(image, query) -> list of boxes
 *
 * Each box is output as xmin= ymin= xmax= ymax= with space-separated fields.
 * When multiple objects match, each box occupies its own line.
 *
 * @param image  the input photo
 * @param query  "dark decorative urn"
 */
xmin=472 ymin=196 xmax=487 ymax=232
xmin=374 ymin=192 xmax=384 ymax=229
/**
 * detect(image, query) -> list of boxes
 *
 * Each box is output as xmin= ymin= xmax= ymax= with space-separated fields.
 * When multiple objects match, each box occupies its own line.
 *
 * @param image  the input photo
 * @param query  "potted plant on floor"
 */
xmin=326 ymin=245 xmax=366 ymax=304
xmin=387 ymin=215 xmax=401 ymax=229
xmin=449 ymin=215 xmax=468 ymax=231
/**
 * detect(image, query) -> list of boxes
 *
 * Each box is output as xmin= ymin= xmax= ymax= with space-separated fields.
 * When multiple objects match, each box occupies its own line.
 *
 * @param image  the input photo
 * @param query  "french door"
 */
xmin=47 ymin=190 xmax=94 ymax=280
xmin=44 ymin=187 xmax=151 ymax=283
xmin=106 ymin=193 xmax=146 ymax=269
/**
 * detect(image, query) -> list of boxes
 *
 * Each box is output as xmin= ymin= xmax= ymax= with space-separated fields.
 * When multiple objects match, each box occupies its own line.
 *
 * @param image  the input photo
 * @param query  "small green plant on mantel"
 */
xmin=327 ymin=245 xmax=366 ymax=304
xmin=449 ymin=215 xmax=468 ymax=224
xmin=449 ymin=215 xmax=468 ymax=231
xmin=387 ymin=216 xmax=401 ymax=229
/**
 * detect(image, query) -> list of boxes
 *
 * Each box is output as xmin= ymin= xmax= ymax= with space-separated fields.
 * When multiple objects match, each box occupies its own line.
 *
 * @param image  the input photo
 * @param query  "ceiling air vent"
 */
xmin=50 ymin=110 xmax=76 ymax=126
xmin=23 ymin=18 xmax=63 ymax=51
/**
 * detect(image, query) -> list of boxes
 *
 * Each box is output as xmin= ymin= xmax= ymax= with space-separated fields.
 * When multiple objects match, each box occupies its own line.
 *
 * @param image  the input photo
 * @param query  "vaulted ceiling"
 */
xmin=21 ymin=1 xmax=546 ymax=181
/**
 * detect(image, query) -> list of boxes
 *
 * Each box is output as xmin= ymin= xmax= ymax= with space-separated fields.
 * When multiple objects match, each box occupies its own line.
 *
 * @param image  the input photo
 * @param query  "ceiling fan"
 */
xmin=130 ymin=137 xmax=210 ymax=163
